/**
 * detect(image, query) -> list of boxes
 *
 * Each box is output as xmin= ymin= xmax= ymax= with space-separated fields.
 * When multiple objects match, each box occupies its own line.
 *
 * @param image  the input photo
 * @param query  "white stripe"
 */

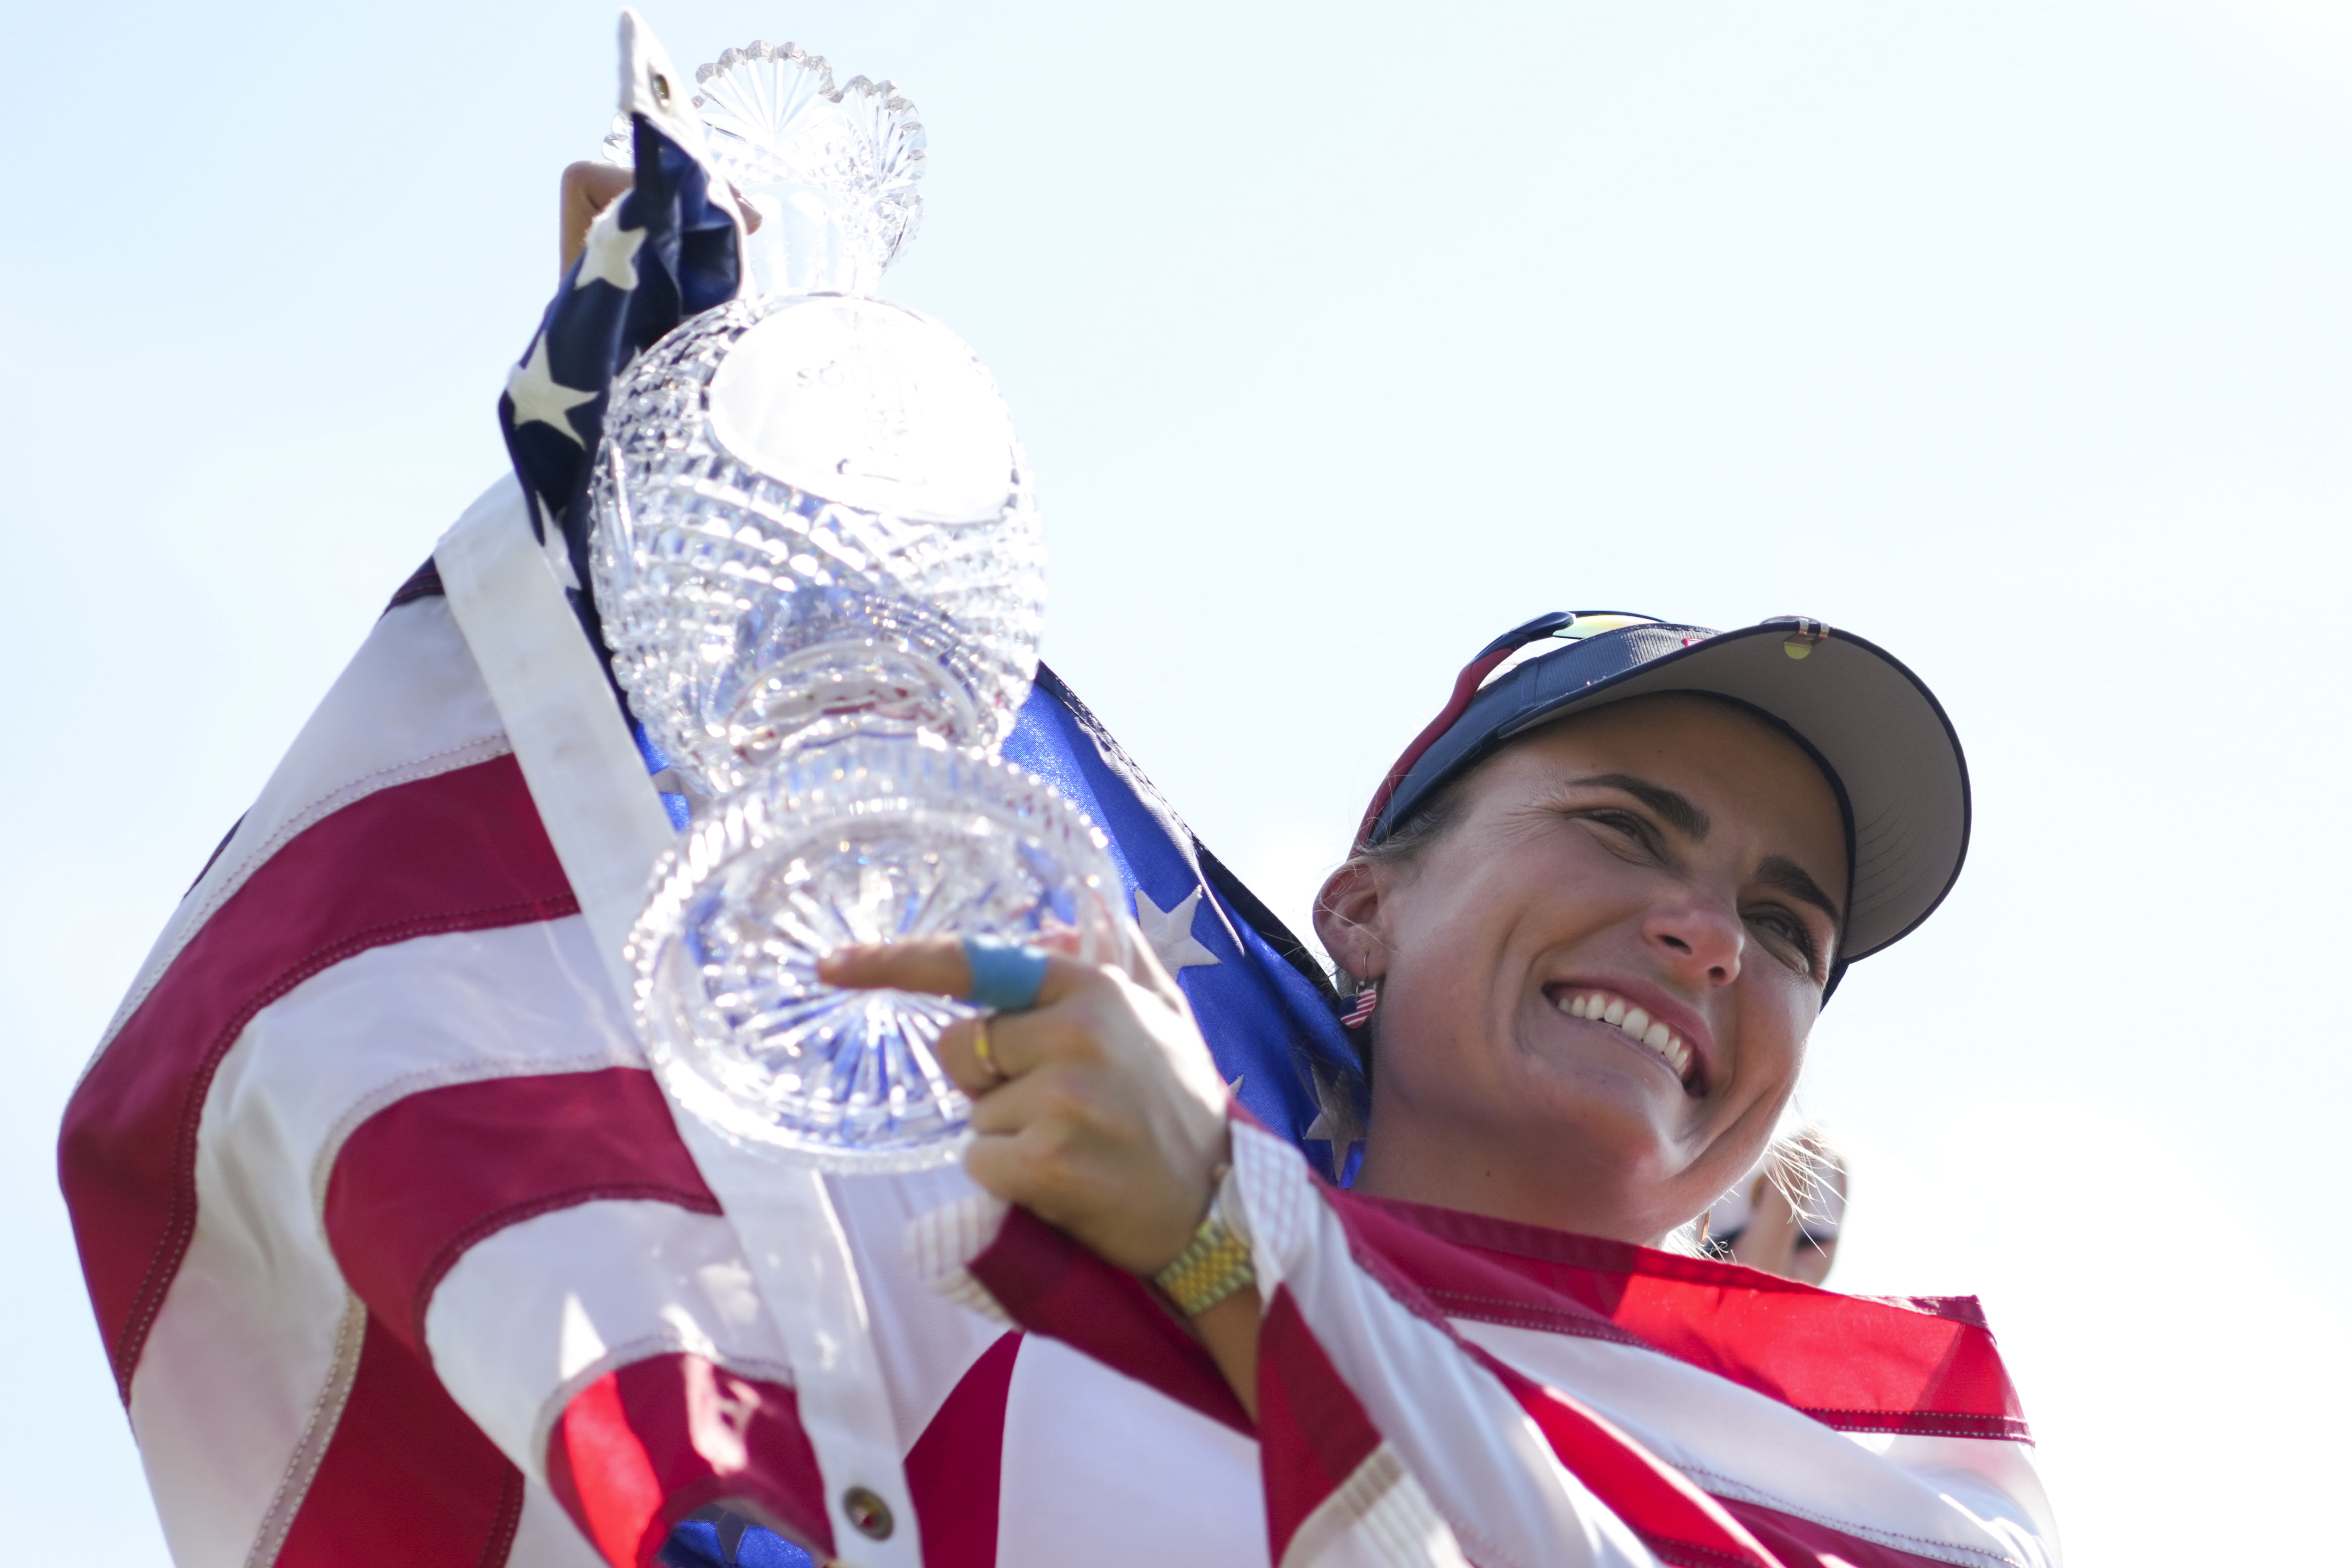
xmin=434 ymin=475 xmax=673 ymax=998
xmin=996 ymin=1336 xmax=1265 ymax=1568
xmin=827 ymin=1173 xmax=1011 ymax=1447
xmin=1450 ymin=1321 xmax=2053 ymax=1568
xmin=511 ymin=1475 xmax=611 ymax=1568
xmin=1228 ymin=1123 xmax=1656 ymax=1568
xmin=130 ymin=917 xmax=640 ymax=1568
xmin=902 ymin=1193 xmax=1014 ymax=1328
xmin=426 ymin=1200 xmax=796 ymax=1472
xmin=86 ymin=581 xmax=509 ymax=1078
xmin=1281 ymin=1446 xmax=1472 ymax=1568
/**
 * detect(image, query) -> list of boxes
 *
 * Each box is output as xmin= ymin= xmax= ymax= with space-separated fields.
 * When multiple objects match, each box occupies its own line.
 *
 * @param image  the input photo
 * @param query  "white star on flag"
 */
xmin=505 ymin=333 xmax=598 ymax=448
xmin=574 ymin=207 xmax=647 ymax=293
xmin=1134 ymin=887 xmax=1220 ymax=977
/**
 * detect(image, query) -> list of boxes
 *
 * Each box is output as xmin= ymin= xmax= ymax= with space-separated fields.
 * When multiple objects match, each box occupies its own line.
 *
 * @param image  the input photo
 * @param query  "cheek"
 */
xmin=1731 ymin=981 xmax=1816 ymax=1097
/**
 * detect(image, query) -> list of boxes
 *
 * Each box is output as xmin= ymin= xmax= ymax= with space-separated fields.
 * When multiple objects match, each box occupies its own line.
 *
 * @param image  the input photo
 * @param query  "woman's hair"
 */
xmin=1326 ymin=766 xmax=1480 ymax=1087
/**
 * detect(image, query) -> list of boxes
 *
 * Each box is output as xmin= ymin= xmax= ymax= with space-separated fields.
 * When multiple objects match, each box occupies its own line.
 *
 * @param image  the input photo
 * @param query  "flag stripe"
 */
xmin=1470 ymin=1352 xmax=1782 ymax=1568
xmin=903 ymin=1331 xmax=1023 ymax=1568
xmin=1286 ymin=1189 xmax=1784 ymax=1568
xmin=1257 ymin=1289 xmax=1386 ymax=1566
xmin=275 ymin=1311 xmax=524 ymax=1568
xmin=325 ymin=1067 xmax=719 ymax=1359
xmin=1715 ymin=1500 xmax=2010 ymax=1568
xmin=63 ymin=753 xmax=580 ymax=1394
xmin=967 ymin=1206 xmax=1250 ymax=1434
xmin=89 ymin=596 xmax=510 ymax=1073
xmin=1332 ymin=1194 xmax=2025 ymax=1438
xmin=544 ymin=1354 xmax=832 ymax=1568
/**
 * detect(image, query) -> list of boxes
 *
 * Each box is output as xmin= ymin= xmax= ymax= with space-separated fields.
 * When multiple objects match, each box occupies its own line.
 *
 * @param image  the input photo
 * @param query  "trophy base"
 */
xmin=630 ymin=733 xmax=1121 ymax=1170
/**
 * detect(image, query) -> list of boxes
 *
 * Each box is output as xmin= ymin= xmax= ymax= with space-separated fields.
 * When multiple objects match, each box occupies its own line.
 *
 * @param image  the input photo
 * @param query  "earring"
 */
xmin=1340 ymin=979 xmax=1380 ymax=1028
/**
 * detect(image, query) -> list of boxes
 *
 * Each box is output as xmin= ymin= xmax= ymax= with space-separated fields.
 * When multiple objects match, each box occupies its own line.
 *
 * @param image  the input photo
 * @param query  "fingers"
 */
xmin=558 ymin=161 xmax=633 ymax=274
xmin=959 ymin=1076 xmax=1226 ymax=1278
xmin=960 ymin=1073 xmax=1120 ymax=1228
xmin=930 ymin=1013 xmax=1009 ymax=1097
xmin=929 ymin=990 xmax=1102 ymax=1097
xmin=818 ymin=937 xmax=1082 ymax=1011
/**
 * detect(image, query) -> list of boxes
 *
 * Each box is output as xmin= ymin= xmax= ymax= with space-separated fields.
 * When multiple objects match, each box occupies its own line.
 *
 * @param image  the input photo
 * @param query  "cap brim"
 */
xmin=1496 ymin=624 xmax=1969 ymax=962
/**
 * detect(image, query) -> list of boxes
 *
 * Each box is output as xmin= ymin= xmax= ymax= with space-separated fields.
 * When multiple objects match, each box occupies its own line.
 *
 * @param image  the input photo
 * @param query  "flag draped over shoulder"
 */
xmin=57 ymin=23 xmax=2058 ymax=1568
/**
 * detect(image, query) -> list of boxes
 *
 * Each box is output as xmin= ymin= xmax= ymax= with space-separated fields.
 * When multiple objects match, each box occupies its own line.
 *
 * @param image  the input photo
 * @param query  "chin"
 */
xmin=1507 ymin=1053 xmax=1701 ymax=1183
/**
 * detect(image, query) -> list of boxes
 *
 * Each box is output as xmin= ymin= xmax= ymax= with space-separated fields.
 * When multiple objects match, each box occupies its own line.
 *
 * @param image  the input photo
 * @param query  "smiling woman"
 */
xmin=1330 ymin=692 xmax=1850 ymax=1246
xmin=800 ymin=610 xmax=2042 ymax=1568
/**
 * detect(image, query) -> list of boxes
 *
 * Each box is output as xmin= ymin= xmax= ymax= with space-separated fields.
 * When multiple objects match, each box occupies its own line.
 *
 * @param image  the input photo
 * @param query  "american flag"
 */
xmin=59 ymin=16 xmax=2057 ymax=1568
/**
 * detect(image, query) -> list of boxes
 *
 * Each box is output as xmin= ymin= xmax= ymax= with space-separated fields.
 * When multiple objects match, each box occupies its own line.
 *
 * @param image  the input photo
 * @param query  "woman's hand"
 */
xmin=819 ymin=932 xmax=1233 ymax=1278
xmin=557 ymin=160 xmax=763 ymax=278
xmin=559 ymin=161 xmax=633 ymax=275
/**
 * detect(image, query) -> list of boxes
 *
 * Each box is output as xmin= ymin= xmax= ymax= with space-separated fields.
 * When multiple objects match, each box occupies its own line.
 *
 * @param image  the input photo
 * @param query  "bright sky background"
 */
xmin=6 ymin=1 xmax=2349 ymax=1561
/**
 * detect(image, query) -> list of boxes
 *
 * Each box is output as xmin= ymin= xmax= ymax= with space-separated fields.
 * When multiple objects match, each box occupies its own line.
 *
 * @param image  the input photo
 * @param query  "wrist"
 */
xmin=1149 ymin=1162 xmax=1254 ymax=1318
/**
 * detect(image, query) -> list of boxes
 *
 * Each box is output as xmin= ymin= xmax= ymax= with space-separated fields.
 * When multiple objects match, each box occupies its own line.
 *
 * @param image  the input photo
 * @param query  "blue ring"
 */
xmin=962 ymin=936 xmax=1050 ymax=1012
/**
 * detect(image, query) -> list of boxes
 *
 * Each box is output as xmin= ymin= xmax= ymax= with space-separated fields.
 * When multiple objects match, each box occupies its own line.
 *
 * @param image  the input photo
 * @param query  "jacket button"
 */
xmin=843 ymin=1486 xmax=894 ymax=1541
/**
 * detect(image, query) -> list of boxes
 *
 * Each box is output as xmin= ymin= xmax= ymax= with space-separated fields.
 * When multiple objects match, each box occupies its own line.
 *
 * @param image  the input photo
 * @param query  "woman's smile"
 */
xmin=1540 ymin=982 xmax=1711 ymax=1094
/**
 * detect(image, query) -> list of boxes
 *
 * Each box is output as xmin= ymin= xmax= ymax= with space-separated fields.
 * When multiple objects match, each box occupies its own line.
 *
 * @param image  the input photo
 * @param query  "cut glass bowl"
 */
xmin=629 ymin=737 xmax=1124 ymax=1169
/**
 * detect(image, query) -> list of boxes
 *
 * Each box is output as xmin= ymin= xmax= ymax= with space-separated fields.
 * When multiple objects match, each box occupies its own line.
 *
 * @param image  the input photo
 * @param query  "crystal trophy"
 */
xmin=594 ymin=43 xmax=1122 ymax=1169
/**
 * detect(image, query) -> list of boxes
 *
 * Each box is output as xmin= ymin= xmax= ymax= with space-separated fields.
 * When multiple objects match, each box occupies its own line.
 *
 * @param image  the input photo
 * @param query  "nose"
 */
xmin=1643 ymin=896 xmax=1744 ymax=987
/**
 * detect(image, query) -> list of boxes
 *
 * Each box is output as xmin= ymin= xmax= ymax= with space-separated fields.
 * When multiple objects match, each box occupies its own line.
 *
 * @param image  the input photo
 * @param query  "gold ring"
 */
xmin=973 ymin=1017 xmax=1004 ymax=1082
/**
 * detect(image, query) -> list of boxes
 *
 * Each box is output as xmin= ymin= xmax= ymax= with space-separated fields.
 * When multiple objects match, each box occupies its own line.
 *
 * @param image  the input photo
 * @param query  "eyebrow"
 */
xmin=1572 ymin=773 xmax=1846 ymax=928
xmin=1757 ymin=854 xmax=1845 ymax=926
xmin=1571 ymin=774 xmax=1712 ymax=841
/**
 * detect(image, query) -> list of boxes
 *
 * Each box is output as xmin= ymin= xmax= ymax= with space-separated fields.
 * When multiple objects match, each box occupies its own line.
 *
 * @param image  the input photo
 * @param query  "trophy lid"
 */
xmin=605 ymin=40 xmax=926 ymax=298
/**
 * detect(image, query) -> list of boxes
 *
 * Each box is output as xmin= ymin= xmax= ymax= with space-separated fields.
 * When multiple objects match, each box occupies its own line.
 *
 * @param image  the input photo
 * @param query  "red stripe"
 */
xmin=59 ymin=755 xmax=578 ymax=1396
xmin=1282 ymin=1196 xmax=1789 ymax=1568
xmin=276 ymin=1311 xmax=523 ymax=1568
xmin=1336 ymin=1193 xmax=2028 ymax=1441
xmin=967 ymin=1206 xmax=1249 ymax=1433
xmin=1717 ymin=1498 xmax=1997 ymax=1568
xmin=545 ymin=1353 xmax=833 ymax=1568
xmin=324 ymin=1067 xmax=718 ymax=1358
xmin=1471 ymin=1350 xmax=1786 ymax=1568
xmin=904 ymin=1332 xmax=1022 ymax=1568
xmin=1256 ymin=1289 xmax=1382 ymax=1565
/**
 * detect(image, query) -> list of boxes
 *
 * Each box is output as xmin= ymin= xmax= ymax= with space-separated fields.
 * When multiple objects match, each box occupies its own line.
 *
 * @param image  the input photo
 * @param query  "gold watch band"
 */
xmin=1153 ymin=1213 xmax=1257 ymax=1318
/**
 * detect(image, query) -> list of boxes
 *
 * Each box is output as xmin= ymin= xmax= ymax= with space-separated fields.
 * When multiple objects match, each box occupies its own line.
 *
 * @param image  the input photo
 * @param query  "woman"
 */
xmin=61 ymin=37 xmax=2049 ymax=1568
xmin=765 ymin=610 xmax=2049 ymax=1568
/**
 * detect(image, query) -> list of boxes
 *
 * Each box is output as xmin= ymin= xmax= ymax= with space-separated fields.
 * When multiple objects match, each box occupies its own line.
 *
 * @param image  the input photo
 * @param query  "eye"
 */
xmin=1746 ymin=905 xmax=1821 ymax=972
xmin=1575 ymin=808 xmax=1662 ymax=857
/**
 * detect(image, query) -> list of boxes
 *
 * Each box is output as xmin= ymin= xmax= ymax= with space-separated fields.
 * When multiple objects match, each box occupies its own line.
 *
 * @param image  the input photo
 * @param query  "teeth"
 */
xmin=1557 ymin=988 xmax=1694 ymax=1084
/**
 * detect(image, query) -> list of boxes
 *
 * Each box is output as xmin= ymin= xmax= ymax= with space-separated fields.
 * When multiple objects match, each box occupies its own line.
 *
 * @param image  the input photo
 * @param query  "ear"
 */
xmin=1313 ymin=859 xmax=1389 ymax=982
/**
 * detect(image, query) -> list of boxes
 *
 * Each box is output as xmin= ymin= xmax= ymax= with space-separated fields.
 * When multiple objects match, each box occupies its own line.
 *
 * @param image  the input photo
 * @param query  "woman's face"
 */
xmin=1323 ymin=693 xmax=1849 ymax=1245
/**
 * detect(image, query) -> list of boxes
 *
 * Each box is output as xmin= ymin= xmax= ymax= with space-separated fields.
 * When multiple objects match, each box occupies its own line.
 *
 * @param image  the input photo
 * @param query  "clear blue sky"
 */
xmin=7 ymin=1 xmax=2350 ymax=1560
